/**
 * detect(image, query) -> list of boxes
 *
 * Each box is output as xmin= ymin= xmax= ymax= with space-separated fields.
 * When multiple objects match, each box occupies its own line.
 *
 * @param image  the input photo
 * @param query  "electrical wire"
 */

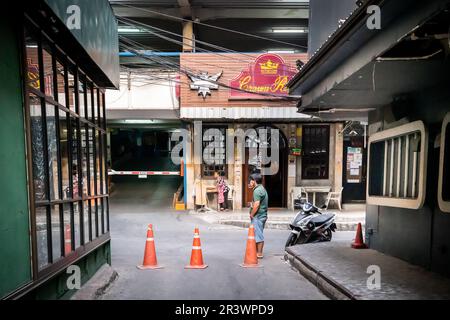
xmin=120 ymin=39 xmax=242 ymax=86
xmin=119 ymin=39 xmax=300 ymax=100
xmin=121 ymin=36 xmax=225 ymax=78
xmin=167 ymin=71 xmax=177 ymax=110
xmin=118 ymin=16 xmax=262 ymax=62
xmin=120 ymin=44 xmax=297 ymax=77
xmin=106 ymin=85 xmax=128 ymax=104
xmin=117 ymin=78 xmax=180 ymax=88
xmin=121 ymin=44 xmax=264 ymax=76
xmin=117 ymin=18 xmax=302 ymax=78
xmin=117 ymin=16 xmax=301 ymax=71
xmin=120 ymin=67 xmax=182 ymax=86
xmin=122 ymin=72 xmax=189 ymax=87
xmin=119 ymin=34 xmax=302 ymax=100
xmin=113 ymin=2 xmax=308 ymax=49
xmin=118 ymin=74 xmax=295 ymax=107
xmin=119 ymin=34 xmax=300 ymax=84
xmin=120 ymin=37 xmax=183 ymax=71
xmin=122 ymin=48 xmax=300 ymax=80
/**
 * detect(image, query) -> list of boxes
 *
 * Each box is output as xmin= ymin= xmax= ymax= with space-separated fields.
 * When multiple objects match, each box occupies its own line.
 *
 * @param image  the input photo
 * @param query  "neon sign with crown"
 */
xmin=229 ymin=53 xmax=300 ymax=98
xmin=259 ymin=59 xmax=279 ymax=74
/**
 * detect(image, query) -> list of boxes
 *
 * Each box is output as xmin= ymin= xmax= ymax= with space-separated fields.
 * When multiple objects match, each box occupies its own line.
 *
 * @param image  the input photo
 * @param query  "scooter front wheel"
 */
xmin=324 ymin=228 xmax=332 ymax=241
xmin=285 ymin=233 xmax=297 ymax=247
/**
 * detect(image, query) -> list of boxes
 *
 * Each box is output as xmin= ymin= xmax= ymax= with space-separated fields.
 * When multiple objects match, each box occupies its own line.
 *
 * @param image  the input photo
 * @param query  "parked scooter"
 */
xmin=285 ymin=199 xmax=337 ymax=247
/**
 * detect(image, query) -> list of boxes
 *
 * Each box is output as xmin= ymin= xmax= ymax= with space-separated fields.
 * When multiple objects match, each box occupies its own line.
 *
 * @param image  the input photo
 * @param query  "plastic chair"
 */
xmin=325 ymin=187 xmax=344 ymax=210
xmin=227 ymin=185 xmax=235 ymax=211
xmin=291 ymin=187 xmax=309 ymax=210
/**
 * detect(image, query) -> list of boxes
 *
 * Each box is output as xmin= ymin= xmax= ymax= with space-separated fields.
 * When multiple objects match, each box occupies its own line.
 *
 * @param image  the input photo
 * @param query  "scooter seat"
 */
xmin=311 ymin=213 xmax=334 ymax=227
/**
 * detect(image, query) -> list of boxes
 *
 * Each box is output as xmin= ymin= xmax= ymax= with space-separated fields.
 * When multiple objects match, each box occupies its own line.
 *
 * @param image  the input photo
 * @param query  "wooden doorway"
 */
xmin=242 ymin=125 xmax=288 ymax=208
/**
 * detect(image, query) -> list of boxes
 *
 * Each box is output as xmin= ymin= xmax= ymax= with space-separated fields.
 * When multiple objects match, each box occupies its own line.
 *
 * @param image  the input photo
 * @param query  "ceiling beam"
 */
xmin=177 ymin=1 xmax=195 ymax=52
xmin=112 ymin=7 xmax=309 ymax=20
xmin=178 ymin=0 xmax=192 ymax=19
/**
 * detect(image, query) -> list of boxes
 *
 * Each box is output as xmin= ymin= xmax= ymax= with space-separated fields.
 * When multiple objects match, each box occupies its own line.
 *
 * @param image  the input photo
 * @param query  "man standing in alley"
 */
xmin=249 ymin=173 xmax=268 ymax=259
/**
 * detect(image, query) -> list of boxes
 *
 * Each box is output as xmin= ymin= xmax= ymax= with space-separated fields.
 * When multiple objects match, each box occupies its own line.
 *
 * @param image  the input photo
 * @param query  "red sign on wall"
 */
xmin=229 ymin=53 xmax=298 ymax=99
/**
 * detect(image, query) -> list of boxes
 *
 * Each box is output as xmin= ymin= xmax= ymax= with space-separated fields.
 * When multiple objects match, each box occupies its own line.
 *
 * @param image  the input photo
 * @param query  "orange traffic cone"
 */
xmin=351 ymin=222 xmax=367 ymax=249
xmin=137 ymin=224 xmax=164 ymax=269
xmin=185 ymin=227 xmax=208 ymax=269
xmin=240 ymin=224 xmax=262 ymax=268
xmin=64 ymin=224 xmax=72 ymax=255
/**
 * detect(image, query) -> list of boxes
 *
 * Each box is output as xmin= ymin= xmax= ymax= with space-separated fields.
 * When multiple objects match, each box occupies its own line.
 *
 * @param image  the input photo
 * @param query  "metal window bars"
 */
xmin=367 ymin=121 xmax=428 ymax=209
xmin=23 ymin=19 xmax=110 ymax=278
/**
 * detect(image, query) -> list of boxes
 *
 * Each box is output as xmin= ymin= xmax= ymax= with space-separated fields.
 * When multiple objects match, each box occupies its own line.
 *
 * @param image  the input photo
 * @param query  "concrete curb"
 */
xmin=71 ymin=264 xmax=119 ymax=300
xmin=219 ymin=220 xmax=363 ymax=231
xmin=284 ymin=248 xmax=359 ymax=300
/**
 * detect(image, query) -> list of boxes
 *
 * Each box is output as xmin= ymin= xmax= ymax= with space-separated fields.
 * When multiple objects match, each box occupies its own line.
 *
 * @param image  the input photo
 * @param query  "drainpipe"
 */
xmin=127 ymin=71 xmax=131 ymax=109
xmin=364 ymin=124 xmax=367 ymax=149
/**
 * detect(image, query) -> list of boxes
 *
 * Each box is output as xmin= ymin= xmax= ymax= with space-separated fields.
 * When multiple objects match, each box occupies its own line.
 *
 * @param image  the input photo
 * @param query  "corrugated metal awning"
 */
xmin=180 ymin=107 xmax=312 ymax=120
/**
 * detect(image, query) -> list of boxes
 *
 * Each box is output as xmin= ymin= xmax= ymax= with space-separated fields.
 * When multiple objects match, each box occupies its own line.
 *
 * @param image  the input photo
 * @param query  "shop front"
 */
xmin=178 ymin=52 xmax=344 ymax=210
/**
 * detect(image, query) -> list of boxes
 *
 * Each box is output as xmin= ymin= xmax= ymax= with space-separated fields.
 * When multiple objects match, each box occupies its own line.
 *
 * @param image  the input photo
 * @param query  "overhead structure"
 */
xmin=111 ymin=0 xmax=309 ymax=59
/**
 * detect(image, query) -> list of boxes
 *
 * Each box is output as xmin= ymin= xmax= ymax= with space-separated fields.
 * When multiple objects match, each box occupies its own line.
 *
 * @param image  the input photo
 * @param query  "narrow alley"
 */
xmin=102 ymin=174 xmax=329 ymax=300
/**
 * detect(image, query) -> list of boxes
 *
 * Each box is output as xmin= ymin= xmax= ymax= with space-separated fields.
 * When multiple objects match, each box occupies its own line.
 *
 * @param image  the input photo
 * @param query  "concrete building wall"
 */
xmin=366 ymin=86 xmax=450 ymax=277
xmin=105 ymin=71 xmax=179 ymax=110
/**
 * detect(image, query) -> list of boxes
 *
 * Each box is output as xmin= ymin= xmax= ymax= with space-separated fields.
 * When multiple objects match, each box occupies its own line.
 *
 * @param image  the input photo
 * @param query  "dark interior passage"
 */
xmin=109 ymin=128 xmax=182 ymax=210
xmin=111 ymin=129 xmax=174 ymax=171
xmin=242 ymin=125 xmax=288 ymax=208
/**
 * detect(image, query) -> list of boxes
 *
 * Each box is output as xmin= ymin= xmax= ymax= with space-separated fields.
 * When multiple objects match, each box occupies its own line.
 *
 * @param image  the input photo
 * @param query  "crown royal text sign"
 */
xmin=229 ymin=54 xmax=298 ymax=99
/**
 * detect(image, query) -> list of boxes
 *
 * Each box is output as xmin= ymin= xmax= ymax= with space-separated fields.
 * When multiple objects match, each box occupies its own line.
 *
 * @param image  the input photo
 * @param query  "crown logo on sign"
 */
xmin=259 ymin=59 xmax=279 ymax=74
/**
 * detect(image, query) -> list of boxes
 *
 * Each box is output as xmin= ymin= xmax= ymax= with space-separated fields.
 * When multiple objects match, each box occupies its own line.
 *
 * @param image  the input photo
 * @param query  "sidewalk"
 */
xmin=189 ymin=204 xmax=365 ymax=231
xmin=285 ymin=240 xmax=450 ymax=300
xmin=71 ymin=264 xmax=118 ymax=300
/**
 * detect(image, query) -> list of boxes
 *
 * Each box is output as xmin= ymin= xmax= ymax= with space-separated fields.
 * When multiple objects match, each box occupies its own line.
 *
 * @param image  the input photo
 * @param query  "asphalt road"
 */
xmin=102 ymin=174 xmax=329 ymax=300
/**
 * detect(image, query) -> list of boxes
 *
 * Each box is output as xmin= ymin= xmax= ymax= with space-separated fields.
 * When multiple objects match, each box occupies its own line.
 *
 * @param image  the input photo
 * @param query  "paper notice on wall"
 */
xmin=288 ymin=164 xmax=296 ymax=177
xmin=346 ymin=146 xmax=363 ymax=184
xmin=350 ymin=162 xmax=360 ymax=169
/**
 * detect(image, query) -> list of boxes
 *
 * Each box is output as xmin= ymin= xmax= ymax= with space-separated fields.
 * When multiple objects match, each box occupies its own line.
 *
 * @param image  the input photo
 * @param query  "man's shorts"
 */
xmin=251 ymin=216 xmax=267 ymax=243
